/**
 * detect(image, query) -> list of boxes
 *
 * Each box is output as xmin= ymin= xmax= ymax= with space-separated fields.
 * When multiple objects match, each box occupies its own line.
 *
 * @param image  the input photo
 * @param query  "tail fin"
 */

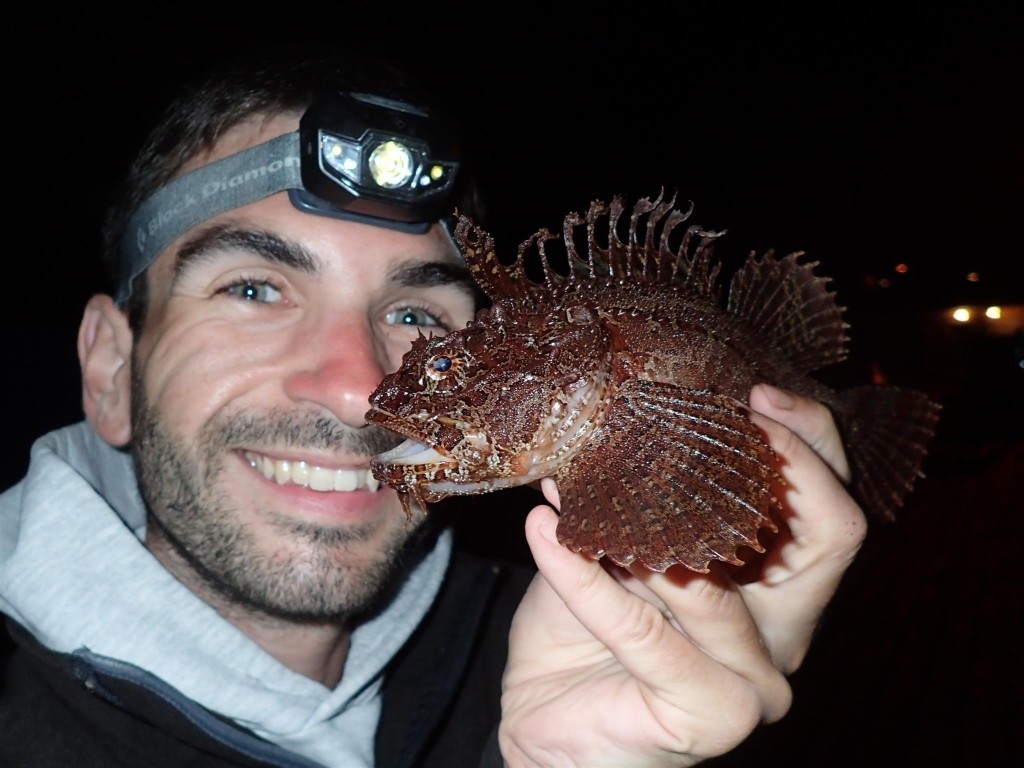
xmin=838 ymin=385 xmax=942 ymax=519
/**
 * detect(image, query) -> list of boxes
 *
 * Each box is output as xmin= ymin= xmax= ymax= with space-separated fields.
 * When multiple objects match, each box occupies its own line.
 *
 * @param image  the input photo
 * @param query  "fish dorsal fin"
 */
xmin=727 ymin=250 xmax=850 ymax=376
xmin=453 ymin=191 xmax=727 ymax=305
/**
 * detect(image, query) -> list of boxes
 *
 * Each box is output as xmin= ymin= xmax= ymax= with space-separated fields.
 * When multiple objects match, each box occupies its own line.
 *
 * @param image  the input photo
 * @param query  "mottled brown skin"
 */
xmin=367 ymin=193 xmax=941 ymax=572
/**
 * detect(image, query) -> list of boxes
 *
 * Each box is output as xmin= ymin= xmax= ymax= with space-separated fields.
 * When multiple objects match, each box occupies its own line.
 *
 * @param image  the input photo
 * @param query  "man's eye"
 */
xmin=386 ymin=306 xmax=444 ymax=328
xmin=223 ymin=281 xmax=283 ymax=303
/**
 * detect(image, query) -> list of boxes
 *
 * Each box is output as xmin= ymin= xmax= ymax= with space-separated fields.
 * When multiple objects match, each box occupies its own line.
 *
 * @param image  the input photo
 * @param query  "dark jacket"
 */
xmin=0 ymin=547 xmax=534 ymax=768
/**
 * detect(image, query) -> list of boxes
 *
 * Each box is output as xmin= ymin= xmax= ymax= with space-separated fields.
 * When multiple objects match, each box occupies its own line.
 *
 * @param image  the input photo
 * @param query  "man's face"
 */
xmin=127 ymin=115 xmax=477 ymax=620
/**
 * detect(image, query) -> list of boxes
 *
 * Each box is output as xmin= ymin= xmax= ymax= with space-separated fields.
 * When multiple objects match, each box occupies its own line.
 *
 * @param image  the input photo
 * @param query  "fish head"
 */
xmin=366 ymin=299 xmax=614 ymax=508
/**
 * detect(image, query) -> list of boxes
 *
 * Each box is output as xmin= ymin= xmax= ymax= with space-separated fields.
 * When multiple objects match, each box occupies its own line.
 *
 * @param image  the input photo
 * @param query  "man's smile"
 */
xmin=243 ymin=450 xmax=383 ymax=493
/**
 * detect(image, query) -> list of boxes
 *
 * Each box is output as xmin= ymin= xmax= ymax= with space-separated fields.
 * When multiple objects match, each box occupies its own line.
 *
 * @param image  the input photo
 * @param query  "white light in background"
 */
xmin=943 ymin=304 xmax=1022 ymax=335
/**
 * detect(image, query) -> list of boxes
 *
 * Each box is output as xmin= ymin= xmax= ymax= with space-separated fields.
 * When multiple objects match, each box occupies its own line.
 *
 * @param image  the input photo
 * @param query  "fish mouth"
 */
xmin=374 ymin=438 xmax=452 ymax=467
xmin=366 ymin=409 xmax=458 ymax=470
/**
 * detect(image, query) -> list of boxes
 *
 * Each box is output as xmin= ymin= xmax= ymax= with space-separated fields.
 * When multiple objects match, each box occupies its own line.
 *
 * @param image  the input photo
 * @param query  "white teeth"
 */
xmin=290 ymin=461 xmax=310 ymax=486
xmin=334 ymin=468 xmax=356 ymax=492
xmin=243 ymin=452 xmax=381 ymax=494
xmin=309 ymin=465 xmax=335 ymax=492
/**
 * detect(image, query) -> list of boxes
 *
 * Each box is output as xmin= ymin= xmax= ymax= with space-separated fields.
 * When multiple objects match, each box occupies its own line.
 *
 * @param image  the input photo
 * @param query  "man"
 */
xmin=1 ymin=49 xmax=866 ymax=767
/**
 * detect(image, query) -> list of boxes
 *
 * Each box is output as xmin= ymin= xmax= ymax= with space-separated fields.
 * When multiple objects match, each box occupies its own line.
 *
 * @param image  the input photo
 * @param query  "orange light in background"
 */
xmin=895 ymin=263 xmax=909 ymax=274
xmin=966 ymin=272 xmax=981 ymax=282
xmin=879 ymin=278 xmax=892 ymax=288
xmin=952 ymin=307 xmax=971 ymax=322
xmin=869 ymin=361 xmax=888 ymax=385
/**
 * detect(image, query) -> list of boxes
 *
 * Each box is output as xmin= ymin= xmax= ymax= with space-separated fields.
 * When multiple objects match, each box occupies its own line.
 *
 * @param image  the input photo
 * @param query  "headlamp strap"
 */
xmin=118 ymin=132 xmax=301 ymax=302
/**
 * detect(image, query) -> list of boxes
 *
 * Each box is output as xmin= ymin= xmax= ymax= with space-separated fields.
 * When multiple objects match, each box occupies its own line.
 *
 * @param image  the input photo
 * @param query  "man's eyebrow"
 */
xmin=388 ymin=260 xmax=475 ymax=292
xmin=172 ymin=224 xmax=477 ymax=297
xmin=172 ymin=225 xmax=318 ymax=283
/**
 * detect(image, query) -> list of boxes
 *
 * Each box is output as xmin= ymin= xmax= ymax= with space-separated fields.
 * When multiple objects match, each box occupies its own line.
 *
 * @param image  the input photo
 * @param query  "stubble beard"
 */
xmin=129 ymin=373 xmax=425 ymax=623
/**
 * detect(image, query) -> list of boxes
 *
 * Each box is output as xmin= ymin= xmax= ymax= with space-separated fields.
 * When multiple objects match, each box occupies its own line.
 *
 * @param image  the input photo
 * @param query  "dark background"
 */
xmin=5 ymin=4 xmax=1021 ymax=766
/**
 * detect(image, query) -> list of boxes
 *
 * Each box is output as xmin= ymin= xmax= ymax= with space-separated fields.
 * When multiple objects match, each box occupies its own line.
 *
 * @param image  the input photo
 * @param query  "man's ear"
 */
xmin=78 ymin=295 xmax=134 ymax=447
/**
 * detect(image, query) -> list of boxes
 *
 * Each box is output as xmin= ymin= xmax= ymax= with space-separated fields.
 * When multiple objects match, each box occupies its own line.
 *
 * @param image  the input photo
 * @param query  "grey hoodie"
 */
xmin=0 ymin=421 xmax=451 ymax=768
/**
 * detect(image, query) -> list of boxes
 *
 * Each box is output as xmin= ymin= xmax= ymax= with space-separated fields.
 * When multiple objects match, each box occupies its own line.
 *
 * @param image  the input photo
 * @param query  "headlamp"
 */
xmin=294 ymin=92 xmax=459 ymax=223
xmin=118 ymin=91 xmax=464 ymax=303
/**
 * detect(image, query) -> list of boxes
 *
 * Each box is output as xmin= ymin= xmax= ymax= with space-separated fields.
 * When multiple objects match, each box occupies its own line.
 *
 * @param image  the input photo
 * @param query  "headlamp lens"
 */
xmin=321 ymin=135 xmax=362 ymax=183
xmin=368 ymin=140 xmax=415 ymax=189
xmin=316 ymin=126 xmax=456 ymax=205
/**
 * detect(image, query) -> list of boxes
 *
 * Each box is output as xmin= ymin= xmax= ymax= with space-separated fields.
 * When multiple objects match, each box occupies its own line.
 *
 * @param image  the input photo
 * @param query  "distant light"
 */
xmin=869 ymin=361 xmax=887 ymax=386
xmin=966 ymin=272 xmax=981 ymax=282
xmin=895 ymin=263 xmax=909 ymax=274
xmin=942 ymin=304 xmax=1023 ymax=335
xmin=878 ymin=278 xmax=892 ymax=288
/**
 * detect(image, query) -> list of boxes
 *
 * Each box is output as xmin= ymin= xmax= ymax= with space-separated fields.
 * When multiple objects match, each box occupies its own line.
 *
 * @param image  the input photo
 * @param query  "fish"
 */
xmin=365 ymin=192 xmax=941 ymax=573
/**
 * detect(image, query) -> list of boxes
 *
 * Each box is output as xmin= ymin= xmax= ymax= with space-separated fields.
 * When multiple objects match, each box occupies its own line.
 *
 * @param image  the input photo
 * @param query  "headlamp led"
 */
xmin=118 ymin=91 xmax=463 ymax=303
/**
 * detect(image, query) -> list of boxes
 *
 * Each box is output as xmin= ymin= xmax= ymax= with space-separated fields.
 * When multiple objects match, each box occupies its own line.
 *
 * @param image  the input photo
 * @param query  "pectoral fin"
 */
xmin=555 ymin=380 xmax=782 ymax=572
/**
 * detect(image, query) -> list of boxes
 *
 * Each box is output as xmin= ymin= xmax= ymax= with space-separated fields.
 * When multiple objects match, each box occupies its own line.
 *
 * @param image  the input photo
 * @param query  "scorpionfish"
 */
xmin=366 ymin=192 xmax=941 ymax=572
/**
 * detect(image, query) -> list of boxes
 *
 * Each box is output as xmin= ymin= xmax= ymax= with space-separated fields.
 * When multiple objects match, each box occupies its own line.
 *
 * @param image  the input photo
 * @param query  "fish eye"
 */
xmin=426 ymin=353 xmax=459 ymax=381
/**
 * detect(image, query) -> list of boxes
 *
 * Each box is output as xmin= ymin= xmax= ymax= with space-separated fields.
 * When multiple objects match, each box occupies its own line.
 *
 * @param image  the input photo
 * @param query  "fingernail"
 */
xmin=760 ymin=383 xmax=795 ymax=410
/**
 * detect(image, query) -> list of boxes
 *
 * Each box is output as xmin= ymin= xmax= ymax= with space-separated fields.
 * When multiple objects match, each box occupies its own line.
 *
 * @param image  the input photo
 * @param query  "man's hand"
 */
xmin=499 ymin=384 xmax=866 ymax=767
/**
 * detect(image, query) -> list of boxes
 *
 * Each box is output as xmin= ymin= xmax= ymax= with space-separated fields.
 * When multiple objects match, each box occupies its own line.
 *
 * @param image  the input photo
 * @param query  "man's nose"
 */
xmin=283 ymin=314 xmax=386 ymax=429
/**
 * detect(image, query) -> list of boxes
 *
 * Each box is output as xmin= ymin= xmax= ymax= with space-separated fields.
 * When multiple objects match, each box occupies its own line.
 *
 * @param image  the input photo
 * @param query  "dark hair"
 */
xmin=102 ymin=46 xmax=481 ymax=332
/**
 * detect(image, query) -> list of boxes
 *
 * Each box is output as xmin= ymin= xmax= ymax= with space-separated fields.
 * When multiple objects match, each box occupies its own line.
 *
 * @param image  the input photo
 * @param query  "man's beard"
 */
xmin=129 ymin=372 xmax=426 ymax=623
